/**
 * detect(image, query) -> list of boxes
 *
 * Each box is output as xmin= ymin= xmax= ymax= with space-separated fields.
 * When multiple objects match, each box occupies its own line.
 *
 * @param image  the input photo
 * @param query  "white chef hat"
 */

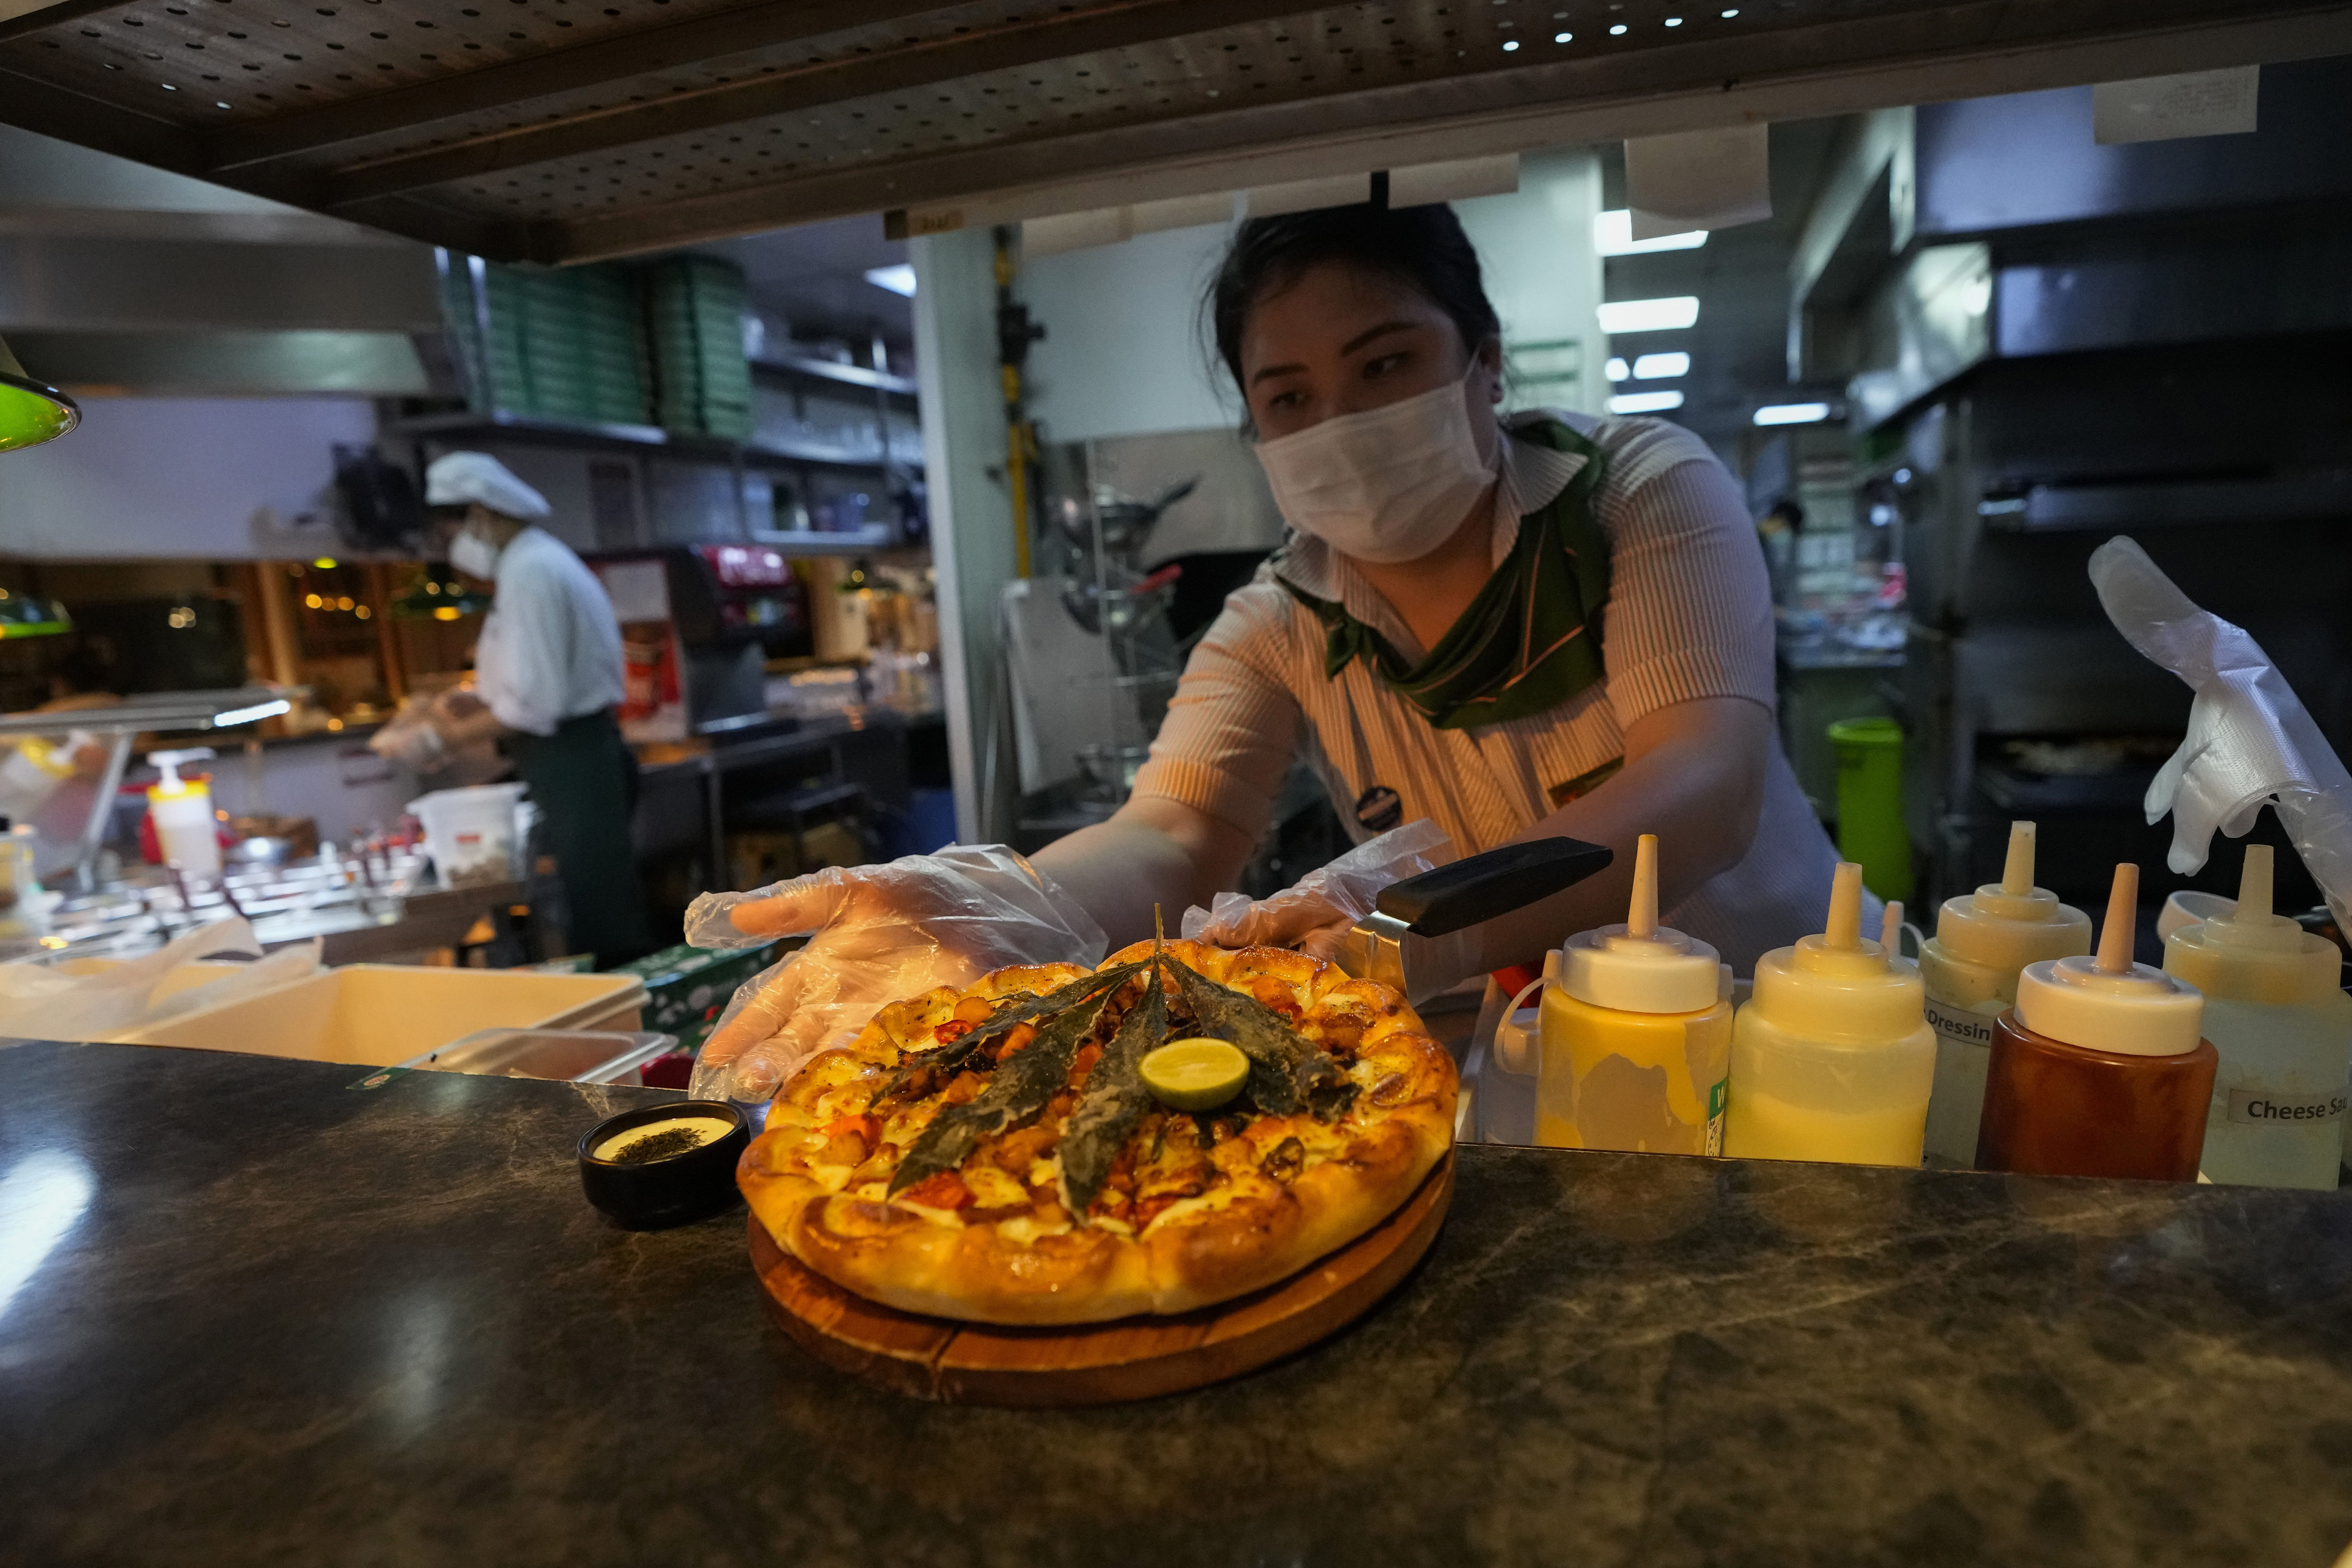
xmin=424 ymin=451 xmax=551 ymax=521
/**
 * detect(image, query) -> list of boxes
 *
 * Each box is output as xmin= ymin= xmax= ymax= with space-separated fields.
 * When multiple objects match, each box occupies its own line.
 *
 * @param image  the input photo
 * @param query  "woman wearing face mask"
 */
xmin=408 ymin=450 xmax=656 ymax=967
xmin=691 ymin=202 xmax=1851 ymax=1101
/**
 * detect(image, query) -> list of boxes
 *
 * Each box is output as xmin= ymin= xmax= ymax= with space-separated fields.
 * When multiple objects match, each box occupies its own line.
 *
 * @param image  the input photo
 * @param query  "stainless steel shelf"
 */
xmin=389 ymin=410 xmax=919 ymax=472
xmin=1 ymin=0 xmax=2339 ymax=264
xmin=753 ymin=356 xmax=918 ymax=400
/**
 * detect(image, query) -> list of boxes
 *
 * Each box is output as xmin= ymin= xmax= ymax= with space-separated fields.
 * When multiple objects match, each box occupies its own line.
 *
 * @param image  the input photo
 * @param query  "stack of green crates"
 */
xmin=439 ymin=258 xmax=650 ymax=426
xmin=644 ymin=254 xmax=753 ymax=442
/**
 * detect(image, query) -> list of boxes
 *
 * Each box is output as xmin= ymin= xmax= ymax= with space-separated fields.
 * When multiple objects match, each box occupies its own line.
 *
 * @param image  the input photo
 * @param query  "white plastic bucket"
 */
xmin=408 ymin=782 xmax=528 ymax=889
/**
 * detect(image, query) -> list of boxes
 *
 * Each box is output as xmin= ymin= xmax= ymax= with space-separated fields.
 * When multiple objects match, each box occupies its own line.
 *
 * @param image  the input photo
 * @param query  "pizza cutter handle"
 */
xmin=1374 ymin=836 xmax=1615 ymax=938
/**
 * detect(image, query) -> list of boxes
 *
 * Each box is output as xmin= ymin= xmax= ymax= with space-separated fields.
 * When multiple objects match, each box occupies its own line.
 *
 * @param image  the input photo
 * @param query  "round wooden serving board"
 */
xmin=748 ymin=1154 xmax=1454 ymax=1406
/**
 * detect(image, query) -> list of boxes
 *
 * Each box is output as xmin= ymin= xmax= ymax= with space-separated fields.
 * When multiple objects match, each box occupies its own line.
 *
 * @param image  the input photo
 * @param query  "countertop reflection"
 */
xmin=3 ymin=1040 xmax=2350 ymax=1567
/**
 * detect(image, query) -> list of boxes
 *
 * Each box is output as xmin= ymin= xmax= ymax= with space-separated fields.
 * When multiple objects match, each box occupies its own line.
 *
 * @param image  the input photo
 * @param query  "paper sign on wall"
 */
xmin=1624 ymin=123 xmax=1770 ymax=241
xmin=2092 ymin=67 xmax=2259 ymax=145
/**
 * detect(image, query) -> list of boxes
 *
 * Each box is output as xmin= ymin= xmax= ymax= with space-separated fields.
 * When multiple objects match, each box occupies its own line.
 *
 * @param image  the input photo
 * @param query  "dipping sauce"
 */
xmin=593 ymin=1114 xmax=739 ymax=1164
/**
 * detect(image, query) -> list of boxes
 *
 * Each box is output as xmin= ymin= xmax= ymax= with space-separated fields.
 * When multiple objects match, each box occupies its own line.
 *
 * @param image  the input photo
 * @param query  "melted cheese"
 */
xmin=996 ymin=1212 xmax=1075 ymax=1246
xmin=962 ymin=1165 xmax=1029 ymax=1209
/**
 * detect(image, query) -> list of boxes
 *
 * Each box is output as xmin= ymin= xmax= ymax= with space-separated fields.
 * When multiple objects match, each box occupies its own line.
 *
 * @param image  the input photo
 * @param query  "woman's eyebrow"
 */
xmin=1339 ymin=319 xmax=1421 ymax=357
xmin=1249 ymin=319 xmax=1424 ymax=387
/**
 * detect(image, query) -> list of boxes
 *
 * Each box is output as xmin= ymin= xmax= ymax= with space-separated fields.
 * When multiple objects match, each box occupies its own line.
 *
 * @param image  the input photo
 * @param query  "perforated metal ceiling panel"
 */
xmin=2 ymin=0 xmax=2347 ymax=261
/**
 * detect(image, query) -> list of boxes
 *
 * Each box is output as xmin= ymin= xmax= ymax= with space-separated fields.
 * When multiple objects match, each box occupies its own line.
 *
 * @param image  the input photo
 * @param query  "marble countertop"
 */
xmin=5 ymin=1040 xmax=2351 ymax=1568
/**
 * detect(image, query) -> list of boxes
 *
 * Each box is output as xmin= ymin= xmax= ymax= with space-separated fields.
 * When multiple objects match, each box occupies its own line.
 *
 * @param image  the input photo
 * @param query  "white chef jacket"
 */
xmin=474 ymin=526 xmax=626 ymax=738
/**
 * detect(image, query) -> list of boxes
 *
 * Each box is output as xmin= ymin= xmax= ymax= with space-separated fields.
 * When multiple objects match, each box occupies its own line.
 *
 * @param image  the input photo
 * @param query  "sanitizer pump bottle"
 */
xmin=1723 ymin=860 xmax=1937 ymax=1167
xmin=2161 ymin=844 xmax=2352 ymax=1189
xmin=1917 ymin=822 xmax=2094 ymax=1168
xmin=1977 ymin=863 xmax=2216 ymax=1181
xmin=1535 ymin=835 xmax=1734 ymax=1155
xmin=146 ymin=748 xmax=222 ymax=880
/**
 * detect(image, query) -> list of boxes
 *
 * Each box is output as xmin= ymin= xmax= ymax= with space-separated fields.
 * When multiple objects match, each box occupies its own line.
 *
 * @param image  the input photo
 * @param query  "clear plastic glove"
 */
xmin=2091 ymin=535 xmax=2352 ymax=932
xmin=684 ymin=844 xmax=1106 ymax=1103
xmin=1181 ymin=818 xmax=1477 ymax=981
xmin=368 ymin=697 xmax=447 ymax=772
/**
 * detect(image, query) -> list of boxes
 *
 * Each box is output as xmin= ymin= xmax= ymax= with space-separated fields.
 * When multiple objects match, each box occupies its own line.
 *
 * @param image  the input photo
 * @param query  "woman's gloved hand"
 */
xmin=684 ymin=845 xmax=1106 ymax=1103
xmin=1181 ymin=818 xmax=1474 ymax=976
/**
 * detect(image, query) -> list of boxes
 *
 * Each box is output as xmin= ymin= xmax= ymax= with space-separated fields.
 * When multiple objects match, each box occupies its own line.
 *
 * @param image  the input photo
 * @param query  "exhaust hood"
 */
xmin=0 ymin=125 xmax=448 ymax=398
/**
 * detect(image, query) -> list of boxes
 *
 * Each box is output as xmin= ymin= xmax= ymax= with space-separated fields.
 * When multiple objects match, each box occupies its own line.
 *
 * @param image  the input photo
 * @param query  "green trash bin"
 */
xmin=1828 ymin=717 xmax=1913 ymax=905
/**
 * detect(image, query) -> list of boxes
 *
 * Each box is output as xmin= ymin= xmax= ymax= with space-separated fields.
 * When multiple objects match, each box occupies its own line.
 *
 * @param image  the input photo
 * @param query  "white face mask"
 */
xmin=449 ymin=529 xmax=502 ymax=581
xmin=1253 ymin=368 xmax=1495 ymax=564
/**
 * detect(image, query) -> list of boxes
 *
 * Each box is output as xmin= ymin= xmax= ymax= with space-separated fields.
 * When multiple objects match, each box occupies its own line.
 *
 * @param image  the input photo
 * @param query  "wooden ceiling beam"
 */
xmin=302 ymin=0 xmax=1285 ymax=207
xmin=200 ymin=0 xmax=944 ymax=173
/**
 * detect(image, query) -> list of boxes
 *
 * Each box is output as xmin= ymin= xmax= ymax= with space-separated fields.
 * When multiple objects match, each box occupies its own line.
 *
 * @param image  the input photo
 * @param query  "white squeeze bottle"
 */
xmin=1916 ymin=822 xmax=2093 ymax=1167
xmin=146 ymin=748 xmax=223 ymax=880
xmin=1535 ymin=835 xmax=1734 ymax=1155
xmin=1723 ymin=860 xmax=1936 ymax=1167
xmin=2161 ymin=844 xmax=2352 ymax=1189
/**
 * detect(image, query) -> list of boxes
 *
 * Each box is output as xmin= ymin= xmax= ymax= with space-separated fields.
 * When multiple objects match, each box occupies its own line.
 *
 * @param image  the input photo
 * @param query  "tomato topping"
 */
xmin=821 ymin=1113 xmax=881 ymax=1144
xmin=933 ymin=1020 xmax=974 ymax=1044
xmin=898 ymin=1171 xmax=973 ymax=1210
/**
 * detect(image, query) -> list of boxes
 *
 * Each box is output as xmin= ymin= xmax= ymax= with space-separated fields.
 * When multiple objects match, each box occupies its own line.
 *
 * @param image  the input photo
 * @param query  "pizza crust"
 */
xmin=740 ymin=940 xmax=1456 ymax=1325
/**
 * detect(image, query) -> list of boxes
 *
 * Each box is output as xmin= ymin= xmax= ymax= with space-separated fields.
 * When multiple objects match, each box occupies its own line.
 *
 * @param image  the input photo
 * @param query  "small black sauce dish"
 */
xmin=577 ymin=1100 xmax=750 ymax=1229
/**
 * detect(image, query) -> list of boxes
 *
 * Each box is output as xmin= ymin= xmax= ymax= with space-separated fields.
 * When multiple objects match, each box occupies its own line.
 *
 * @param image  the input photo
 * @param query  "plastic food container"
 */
xmin=116 ymin=964 xmax=644 ymax=1067
xmin=408 ymin=782 xmax=529 ymax=888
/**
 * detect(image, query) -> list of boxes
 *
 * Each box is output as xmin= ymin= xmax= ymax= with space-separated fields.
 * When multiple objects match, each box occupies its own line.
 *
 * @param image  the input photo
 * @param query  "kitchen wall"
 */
xmin=0 ymin=396 xmax=374 ymax=559
xmin=1018 ymin=149 xmax=1607 ymax=445
xmin=1022 ymin=220 xmax=1238 ymax=446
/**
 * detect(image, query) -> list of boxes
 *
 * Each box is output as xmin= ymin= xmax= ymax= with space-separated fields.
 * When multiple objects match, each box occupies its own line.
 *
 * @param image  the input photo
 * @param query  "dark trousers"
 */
xmin=505 ymin=708 xmax=657 ymax=968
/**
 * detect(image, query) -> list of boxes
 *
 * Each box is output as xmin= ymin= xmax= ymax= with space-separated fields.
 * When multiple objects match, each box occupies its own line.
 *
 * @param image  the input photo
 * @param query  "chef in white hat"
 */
xmin=410 ymin=450 xmax=655 ymax=965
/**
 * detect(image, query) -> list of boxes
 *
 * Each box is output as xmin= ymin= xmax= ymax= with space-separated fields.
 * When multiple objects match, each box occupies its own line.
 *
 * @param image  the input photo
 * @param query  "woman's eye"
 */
xmin=1362 ymin=352 xmax=1411 ymax=378
xmin=1263 ymin=389 xmax=1303 ymax=412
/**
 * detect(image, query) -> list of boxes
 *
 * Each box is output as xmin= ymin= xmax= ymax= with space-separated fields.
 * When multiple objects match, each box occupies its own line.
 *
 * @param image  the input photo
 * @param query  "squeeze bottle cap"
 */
xmin=1559 ymin=834 xmax=1722 ymax=1014
xmin=2161 ymin=844 xmax=2342 ymax=1004
xmin=2017 ymin=863 xmax=2205 ymax=1057
xmin=1749 ymin=861 xmax=1926 ymax=1038
xmin=146 ymin=747 xmax=215 ymax=802
xmin=1930 ymin=821 xmax=2093 ymax=971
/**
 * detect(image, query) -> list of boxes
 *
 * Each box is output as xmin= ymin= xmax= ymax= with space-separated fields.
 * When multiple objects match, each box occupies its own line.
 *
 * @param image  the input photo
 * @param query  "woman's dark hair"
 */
xmin=1208 ymin=202 xmax=1501 ymax=395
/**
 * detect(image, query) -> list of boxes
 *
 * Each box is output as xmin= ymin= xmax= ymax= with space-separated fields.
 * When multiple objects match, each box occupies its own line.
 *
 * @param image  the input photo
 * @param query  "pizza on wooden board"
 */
xmin=738 ymin=937 xmax=1456 ymax=1325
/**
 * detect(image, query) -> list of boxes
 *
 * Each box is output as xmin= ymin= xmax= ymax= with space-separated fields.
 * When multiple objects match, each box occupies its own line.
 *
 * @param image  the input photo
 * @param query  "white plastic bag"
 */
xmin=2090 ymin=535 xmax=2352 ymax=931
xmin=1181 ymin=817 xmax=1475 ymax=981
xmin=684 ymin=844 xmax=1106 ymax=1102
xmin=0 ymin=917 xmax=319 ymax=1042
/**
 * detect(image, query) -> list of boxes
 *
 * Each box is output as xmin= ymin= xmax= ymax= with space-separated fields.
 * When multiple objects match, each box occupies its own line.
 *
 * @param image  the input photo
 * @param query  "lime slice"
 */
xmin=1140 ymin=1038 xmax=1250 ymax=1111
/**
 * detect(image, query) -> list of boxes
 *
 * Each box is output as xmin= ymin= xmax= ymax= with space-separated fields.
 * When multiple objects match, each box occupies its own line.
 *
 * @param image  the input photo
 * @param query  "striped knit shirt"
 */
xmin=1130 ymin=408 xmax=1848 ymax=976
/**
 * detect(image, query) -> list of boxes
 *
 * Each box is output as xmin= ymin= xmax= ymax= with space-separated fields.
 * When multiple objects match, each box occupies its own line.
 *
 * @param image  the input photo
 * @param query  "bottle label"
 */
xmin=1704 ymin=1076 xmax=1728 ymax=1157
xmin=1924 ymin=994 xmax=2001 ymax=1051
xmin=2225 ymin=1089 xmax=2348 ymax=1126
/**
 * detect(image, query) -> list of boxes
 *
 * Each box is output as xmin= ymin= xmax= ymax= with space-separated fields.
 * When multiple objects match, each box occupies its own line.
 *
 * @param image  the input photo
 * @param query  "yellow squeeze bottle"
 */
xmin=1917 ymin=822 xmax=2093 ymax=1167
xmin=2162 ymin=844 xmax=2352 ymax=1190
xmin=1724 ymin=860 xmax=1936 ymax=1167
xmin=1535 ymin=834 xmax=1734 ymax=1155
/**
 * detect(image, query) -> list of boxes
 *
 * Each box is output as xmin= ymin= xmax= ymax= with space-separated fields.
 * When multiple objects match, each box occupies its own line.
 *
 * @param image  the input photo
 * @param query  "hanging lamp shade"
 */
xmin=0 ymin=334 xmax=78 ymax=452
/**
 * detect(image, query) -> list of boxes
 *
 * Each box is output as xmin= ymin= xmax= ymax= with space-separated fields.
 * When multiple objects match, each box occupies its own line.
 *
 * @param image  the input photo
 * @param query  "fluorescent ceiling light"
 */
xmin=863 ymin=264 xmax=917 ymax=298
xmin=1605 ymin=357 xmax=1630 ymax=383
xmin=1753 ymin=401 xmax=1834 ymax=426
xmin=1609 ymin=390 xmax=1686 ymax=414
xmin=1593 ymin=210 xmax=1709 ymax=256
xmin=1632 ymin=352 xmax=1690 ymax=380
xmin=1597 ymin=296 xmax=1700 ymax=334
